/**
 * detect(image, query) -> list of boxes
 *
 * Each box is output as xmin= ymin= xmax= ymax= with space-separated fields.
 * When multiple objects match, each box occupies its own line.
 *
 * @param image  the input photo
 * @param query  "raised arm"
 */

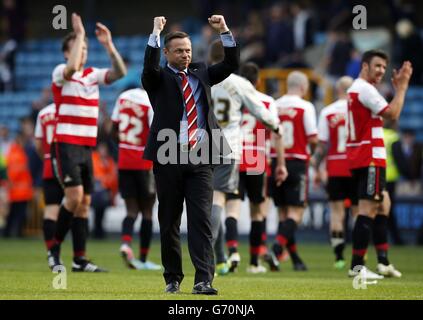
xmin=207 ymin=15 xmax=239 ymax=85
xmin=64 ymin=13 xmax=86 ymax=79
xmin=381 ymin=61 xmax=413 ymax=120
xmin=96 ymin=23 xmax=127 ymax=83
xmin=141 ymin=16 xmax=166 ymax=91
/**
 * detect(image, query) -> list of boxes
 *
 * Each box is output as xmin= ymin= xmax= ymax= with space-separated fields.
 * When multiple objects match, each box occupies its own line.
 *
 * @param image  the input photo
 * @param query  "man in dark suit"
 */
xmin=141 ymin=15 xmax=239 ymax=295
xmin=392 ymin=129 xmax=423 ymax=182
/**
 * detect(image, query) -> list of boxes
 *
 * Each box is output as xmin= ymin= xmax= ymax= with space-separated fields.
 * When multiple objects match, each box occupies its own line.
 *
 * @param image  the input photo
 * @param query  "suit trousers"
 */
xmin=153 ymin=161 xmax=215 ymax=285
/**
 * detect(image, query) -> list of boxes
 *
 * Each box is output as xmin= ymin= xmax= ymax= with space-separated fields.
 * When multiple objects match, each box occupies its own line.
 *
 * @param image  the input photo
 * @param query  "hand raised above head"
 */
xmin=153 ymin=16 xmax=167 ymax=34
xmin=208 ymin=15 xmax=229 ymax=33
xmin=71 ymin=13 xmax=85 ymax=36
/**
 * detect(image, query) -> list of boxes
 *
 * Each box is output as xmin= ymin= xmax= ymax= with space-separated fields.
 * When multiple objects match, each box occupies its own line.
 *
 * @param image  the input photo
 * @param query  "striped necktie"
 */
xmin=179 ymin=71 xmax=198 ymax=149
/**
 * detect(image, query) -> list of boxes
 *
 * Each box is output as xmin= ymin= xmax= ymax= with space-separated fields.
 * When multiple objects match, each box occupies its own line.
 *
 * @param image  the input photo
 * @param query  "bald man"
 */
xmin=313 ymin=76 xmax=353 ymax=269
xmin=271 ymin=71 xmax=318 ymax=271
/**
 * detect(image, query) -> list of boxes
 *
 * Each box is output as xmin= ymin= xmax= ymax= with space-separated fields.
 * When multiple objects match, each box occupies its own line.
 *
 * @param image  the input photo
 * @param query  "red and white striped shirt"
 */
xmin=318 ymin=99 xmax=351 ymax=177
xmin=111 ymin=88 xmax=154 ymax=170
xmin=240 ymin=91 xmax=276 ymax=173
xmin=346 ymin=78 xmax=388 ymax=169
xmin=51 ymin=63 xmax=109 ymax=146
xmin=274 ymin=94 xmax=317 ymax=161
xmin=34 ymin=103 xmax=57 ymax=179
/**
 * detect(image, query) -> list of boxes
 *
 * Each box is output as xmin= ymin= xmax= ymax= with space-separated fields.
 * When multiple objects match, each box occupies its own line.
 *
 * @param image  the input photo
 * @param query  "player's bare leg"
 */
xmin=330 ymin=201 xmax=346 ymax=269
xmin=225 ymin=198 xmax=241 ymax=272
xmin=374 ymin=191 xmax=402 ymax=277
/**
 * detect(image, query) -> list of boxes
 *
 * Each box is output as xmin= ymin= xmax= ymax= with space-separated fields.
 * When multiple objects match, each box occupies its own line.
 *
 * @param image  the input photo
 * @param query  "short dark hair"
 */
xmin=208 ymin=39 xmax=224 ymax=64
xmin=61 ymin=32 xmax=88 ymax=52
xmin=361 ymin=49 xmax=389 ymax=67
xmin=239 ymin=62 xmax=260 ymax=85
xmin=164 ymin=31 xmax=190 ymax=48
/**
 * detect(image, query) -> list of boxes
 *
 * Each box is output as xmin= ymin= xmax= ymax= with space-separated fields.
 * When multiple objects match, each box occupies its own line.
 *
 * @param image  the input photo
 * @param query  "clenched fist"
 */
xmin=208 ymin=15 xmax=229 ymax=33
xmin=153 ymin=16 xmax=166 ymax=35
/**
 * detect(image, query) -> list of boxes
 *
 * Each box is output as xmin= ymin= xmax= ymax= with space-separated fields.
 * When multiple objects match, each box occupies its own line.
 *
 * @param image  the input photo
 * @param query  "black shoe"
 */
xmin=293 ymin=260 xmax=308 ymax=271
xmin=72 ymin=257 xmax=108 ymax=272
xmin=262 ymin=252 xmax=280 ymax=271
xmin=192 ymin=281 xmax=218 ymax=295
xmin=165 ymin=281 xmax=180 ymax=294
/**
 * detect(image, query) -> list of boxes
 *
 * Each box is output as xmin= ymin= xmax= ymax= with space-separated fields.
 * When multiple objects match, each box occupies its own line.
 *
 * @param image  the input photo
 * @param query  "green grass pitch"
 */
xmin=0 ymin=238 xmax=422 ymax=300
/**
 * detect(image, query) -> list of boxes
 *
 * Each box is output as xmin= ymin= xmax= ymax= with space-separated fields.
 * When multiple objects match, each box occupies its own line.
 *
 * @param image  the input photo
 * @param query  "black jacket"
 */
xmin=392 ymin=140 xmax=423 ymax=180
xmin=141 ymin=43 xmax=239 ymax=162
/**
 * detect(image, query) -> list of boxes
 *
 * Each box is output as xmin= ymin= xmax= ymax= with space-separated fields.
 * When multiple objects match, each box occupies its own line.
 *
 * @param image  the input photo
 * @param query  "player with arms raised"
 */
xmin=49 ymin=13 xmax=126 ymax=272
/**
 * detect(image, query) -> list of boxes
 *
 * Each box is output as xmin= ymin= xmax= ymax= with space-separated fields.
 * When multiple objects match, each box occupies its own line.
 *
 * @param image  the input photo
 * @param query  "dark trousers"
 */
xmin=386 ymin=182 xmax=404 ymax=244
xmin=4 ymin=201 xmax=28 ymax=237
xmin=153 ymin=162 xmax=214 ymax=285
xmin=91 ymin=187 xmax=112 ymax=239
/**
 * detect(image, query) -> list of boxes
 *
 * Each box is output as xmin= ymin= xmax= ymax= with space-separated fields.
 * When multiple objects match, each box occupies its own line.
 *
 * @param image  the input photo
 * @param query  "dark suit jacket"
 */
xmin=392 ymin=140 xmax=423 ymax=180
xmin=141 ymin=44 xmax=239 ymax=162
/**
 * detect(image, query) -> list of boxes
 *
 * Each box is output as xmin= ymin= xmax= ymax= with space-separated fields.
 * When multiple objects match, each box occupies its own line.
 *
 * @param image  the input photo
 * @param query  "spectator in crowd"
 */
xmin=324 ymin=29 xmax=354 ymax=83
xmin=192 ymin=24 xmax=216 ymax=63
xmin=238 ymin=10 xmax=265 ymax=66
xmin=346 ymin=49 xmax=361 ymax=79
xmin=291 ymin=0 xmax=315 ymax=52
xmin=264 ymin=2 xmax=294 ymax=65
xmin=392 ymin=128 xmax=423 ymax=184
xmin=0 ymin=0 xmax=28 ymax=91
xmin=393 ymin=129 xmax=423 ymax=246
xmin=20 ymin=116 xmax=43 ymax=233
xmin=0 ymin=39 xmax=16 ymax=92
xmin=3 ymin=131 xmax=33 ymax=237
xmin=91 ymin=142 xmax=118 ymax=239
xmin=393 ymin=19 xmax=423 ymax=85
xmin=0 ymin=153 xmax=7 ymax=231
xmin=0 ymin=0 xmax=27 ymax=42
xmin=383 ymin=120 xmax=405 ymax=245
xmin=0 ymin=125 xmax=11 ymax=157
xmin=30 ymin=87 xmax=52 ymax=124
xmin=20 ymin=117 xmax=42 ymax=189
